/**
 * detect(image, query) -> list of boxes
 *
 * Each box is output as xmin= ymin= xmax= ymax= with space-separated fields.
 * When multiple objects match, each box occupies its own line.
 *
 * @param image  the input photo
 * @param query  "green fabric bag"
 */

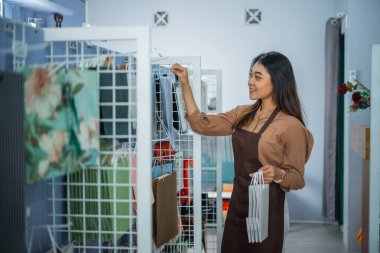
xmin=68 ymin=152 xmax=133 ymax=243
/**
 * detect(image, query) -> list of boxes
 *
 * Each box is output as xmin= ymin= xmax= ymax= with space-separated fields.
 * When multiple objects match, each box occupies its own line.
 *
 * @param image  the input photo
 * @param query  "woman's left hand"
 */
xmin=248 ymin=165 xmax=280 ymax=184
xmin=258 ymin=165 xmax=277 ymax=184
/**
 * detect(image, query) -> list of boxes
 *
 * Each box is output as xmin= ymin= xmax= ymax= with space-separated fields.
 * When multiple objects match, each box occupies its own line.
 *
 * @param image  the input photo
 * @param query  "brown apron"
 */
xmin=221 ymin=108 xmax=285 ymax=253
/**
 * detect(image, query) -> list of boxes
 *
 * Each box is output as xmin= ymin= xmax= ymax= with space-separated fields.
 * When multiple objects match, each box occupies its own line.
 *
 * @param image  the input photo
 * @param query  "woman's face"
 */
xmin=248 ymin=62 xmax=273 ymax=101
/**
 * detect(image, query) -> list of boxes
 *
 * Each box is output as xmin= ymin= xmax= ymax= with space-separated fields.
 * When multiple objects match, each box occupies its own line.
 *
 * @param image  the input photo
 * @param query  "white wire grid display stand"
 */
xmin=200 ymin=70 xmax=223 ymax=253
xmin=43 ymin=27 xmax=152 ymax=252
xmin=151 ymin=57 xmax=202 ymax=253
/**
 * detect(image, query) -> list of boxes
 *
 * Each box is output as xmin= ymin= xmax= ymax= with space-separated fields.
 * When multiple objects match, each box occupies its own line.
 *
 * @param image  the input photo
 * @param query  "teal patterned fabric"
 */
xmin=22 ymin=67 xmax=99 ymax=183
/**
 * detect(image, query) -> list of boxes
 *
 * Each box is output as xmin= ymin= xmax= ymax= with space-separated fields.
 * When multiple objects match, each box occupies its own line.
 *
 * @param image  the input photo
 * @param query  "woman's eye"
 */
xmin=255 ymin=76 xmax=261 ymax=80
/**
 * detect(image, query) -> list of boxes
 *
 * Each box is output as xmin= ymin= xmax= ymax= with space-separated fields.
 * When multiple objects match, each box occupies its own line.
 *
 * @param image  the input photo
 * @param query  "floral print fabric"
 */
xmin=23 ymin=67 xmax=99 ymax=183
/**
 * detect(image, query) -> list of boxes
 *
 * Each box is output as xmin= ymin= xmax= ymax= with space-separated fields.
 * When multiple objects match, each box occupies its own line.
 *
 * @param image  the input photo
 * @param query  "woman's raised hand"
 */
xmin=170 ymin=63 xmax=198 ymax=115
xmin=171 ymin=63 xmax=190 ymax=87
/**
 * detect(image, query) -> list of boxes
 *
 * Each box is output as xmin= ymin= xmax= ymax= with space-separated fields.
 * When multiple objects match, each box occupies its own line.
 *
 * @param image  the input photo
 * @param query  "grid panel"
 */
xmin=47 ymin=40 xmax=140 ymax=252
xmin=151 ymin=61 xmax=202 ymax=252
xmin=200 ymin=71 xmax=222 ymax=253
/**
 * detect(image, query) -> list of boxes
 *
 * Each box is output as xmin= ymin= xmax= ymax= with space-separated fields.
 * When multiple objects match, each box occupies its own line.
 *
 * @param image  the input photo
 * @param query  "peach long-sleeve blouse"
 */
xmin=185 ymin=105 xmax=314 ymax=192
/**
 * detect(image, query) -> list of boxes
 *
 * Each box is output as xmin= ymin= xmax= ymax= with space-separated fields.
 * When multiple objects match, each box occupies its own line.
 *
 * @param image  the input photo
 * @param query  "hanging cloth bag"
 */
xmin=152 ymin=166 xmax=178 ymax=247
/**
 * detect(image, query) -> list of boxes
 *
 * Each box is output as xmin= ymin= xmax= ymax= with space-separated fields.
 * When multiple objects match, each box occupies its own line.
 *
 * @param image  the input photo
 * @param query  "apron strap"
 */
xmin=258 ymin=107 xmax=280 ymax=135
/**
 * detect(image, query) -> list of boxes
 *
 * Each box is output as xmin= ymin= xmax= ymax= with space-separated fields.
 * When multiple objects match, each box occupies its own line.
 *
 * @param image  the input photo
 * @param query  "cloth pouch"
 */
xmin=152 ymin=171 xmax=178 ymax=247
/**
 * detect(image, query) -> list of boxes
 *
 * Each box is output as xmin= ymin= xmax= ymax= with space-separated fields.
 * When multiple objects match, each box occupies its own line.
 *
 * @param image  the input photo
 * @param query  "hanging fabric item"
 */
xmin=172 ymin=79 xmax=180 ymax=131
xmin=153 ymin=71 xmax=170 ymax=141
xmin=152 ymin=170 xmax=178 ymax=247
xmin=178 ymin=159 xmax=193 ymax=206
xmin=159 ymin=75 xmax=174 ymax=138
xmin=22 ymin=67 xmax=100 ymax=183
xmin=0 ymin=71 xmax=27 ymax=253
xmin=68 ymin=169 xmax=113 ymax=243
xmin=68 ymin=143 xmax=135 ymax=245
xmin=172 ymin=76 xmax=188 ymax=133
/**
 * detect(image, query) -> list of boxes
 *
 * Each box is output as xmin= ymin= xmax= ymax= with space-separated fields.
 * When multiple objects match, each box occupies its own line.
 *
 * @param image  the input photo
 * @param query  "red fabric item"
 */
xmin=153 ymin=141 xmax=176 ymax=162
xmin=223 ymin=199 xmax=230 ymax=211
xmin=178 ymin=159 xmax=193 ymax=205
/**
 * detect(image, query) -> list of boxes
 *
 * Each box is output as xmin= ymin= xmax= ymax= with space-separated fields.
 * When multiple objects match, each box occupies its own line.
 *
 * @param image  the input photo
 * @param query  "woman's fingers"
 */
xmin=172 ymin=63 xmax=182 ymax=69
xmin=258 ymin=165 xmax=275 ymax=183
xmin=171 ymin=63 xmax=190 ymax=86
xmin=171 ymin=63 xmax=186 ymax=75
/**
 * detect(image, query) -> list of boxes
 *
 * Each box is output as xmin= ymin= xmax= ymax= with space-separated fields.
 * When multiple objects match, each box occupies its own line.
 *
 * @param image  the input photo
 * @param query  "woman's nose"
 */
xmin=248 ymin=77 xmax=254 ymax=86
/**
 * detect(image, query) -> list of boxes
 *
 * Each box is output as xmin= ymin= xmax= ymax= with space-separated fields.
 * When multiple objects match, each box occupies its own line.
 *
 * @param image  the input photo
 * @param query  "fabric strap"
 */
xmin=258 ymin=107 xmax=280 ymax=135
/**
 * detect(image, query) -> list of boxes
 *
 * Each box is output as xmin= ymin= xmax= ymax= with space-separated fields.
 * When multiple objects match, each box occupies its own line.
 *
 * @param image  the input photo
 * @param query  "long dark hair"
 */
xmin=238 ymin=51 xmax=305 ymax=127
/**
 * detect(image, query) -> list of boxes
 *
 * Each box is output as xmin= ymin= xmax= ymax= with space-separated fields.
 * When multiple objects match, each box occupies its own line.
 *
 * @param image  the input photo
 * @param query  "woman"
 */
xmin=171 ymin=51 xmax=314 ymax=253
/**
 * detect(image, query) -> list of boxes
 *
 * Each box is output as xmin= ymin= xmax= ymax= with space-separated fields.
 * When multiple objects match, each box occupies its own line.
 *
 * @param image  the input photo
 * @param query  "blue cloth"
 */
xmin=152 ymin=162 xmax=174 ymax=178
xmin=159 ymin=75 xmax=175 ymax=143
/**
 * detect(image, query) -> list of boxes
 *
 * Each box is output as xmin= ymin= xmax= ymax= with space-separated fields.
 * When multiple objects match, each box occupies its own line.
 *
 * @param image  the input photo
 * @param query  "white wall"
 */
xmin=88 ymin=0 xmax=336 ymax=222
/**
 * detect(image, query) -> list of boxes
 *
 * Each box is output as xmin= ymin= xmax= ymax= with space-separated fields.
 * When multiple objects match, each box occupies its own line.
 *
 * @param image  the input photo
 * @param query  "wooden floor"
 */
xmin=284 ymin=223 xmax=353 ymax=253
